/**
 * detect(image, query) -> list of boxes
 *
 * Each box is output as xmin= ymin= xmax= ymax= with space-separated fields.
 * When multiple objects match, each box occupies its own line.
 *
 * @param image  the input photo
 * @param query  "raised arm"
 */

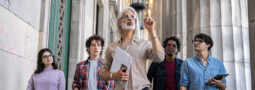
xmin=144 ymin=16 xmax=163 ymax=52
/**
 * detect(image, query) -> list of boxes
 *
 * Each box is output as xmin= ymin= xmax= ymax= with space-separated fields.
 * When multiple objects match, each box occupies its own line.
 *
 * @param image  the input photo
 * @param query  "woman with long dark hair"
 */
xmin=27 ymin=48 xmax=65 ymax=90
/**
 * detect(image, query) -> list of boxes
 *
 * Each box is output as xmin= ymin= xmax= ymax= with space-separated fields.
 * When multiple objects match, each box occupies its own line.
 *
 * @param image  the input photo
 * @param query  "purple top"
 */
xmin=27 ymin=66 xmax=66 ymax=90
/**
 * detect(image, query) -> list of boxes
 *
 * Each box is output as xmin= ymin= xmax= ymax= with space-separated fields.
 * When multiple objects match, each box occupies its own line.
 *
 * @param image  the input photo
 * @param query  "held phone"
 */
xmin=121 ymin=64 xmax=127 ymax=72
xmin=120 ymin=64 xmax=128 ymax=84
xmin=214 ymin=74 xmax=229 ymax=80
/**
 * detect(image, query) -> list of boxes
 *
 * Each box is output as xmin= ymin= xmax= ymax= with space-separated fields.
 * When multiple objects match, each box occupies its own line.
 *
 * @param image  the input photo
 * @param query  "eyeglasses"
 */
xmin=122 ymin=14 xmax=137 ymax=19
xmin=42 ymin=54 xmax=53 ymax=59
xmin=166 ymin=44 xmax=177 ymax=48
xmin=91 ymin=43 xmax=101 ymax=47
xmin=192 ymin=40 xmax=204 ymax=44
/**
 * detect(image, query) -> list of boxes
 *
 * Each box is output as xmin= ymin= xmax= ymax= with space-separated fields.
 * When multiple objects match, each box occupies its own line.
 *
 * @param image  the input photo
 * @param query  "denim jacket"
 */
xmin=147 ymin=58 xmax=183 ymax=90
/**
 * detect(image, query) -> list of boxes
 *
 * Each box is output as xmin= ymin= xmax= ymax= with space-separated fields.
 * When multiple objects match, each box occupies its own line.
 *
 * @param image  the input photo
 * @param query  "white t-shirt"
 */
xmin=88 ymin=60 xmax=98 ymax=89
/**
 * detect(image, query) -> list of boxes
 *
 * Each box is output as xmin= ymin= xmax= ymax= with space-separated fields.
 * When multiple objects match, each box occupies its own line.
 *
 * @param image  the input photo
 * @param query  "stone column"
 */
xmin=186 ymin=0 xmax=201 ymax=57
xmin=248 ymin=0 xmax=255 ymax=89
xmin=203 ymin=0 xmax=251 ymax=89
xmin=157 ymin=0 xmax=252 ymax=89
xmin=209 ymin=0 xmax=223 ymax=60
xmin=202 ymin=0 xmax=251 ymax=89
xmin=180 ymin=0 xmax=187 ymax=59
xmin=232 ymin=0 xmax=251 ymax=89
xmin=200 ymin=0 xmax=210 ymax=35
xmin=176 ymin=0 xmax=184 ymax=59
xmin=221 ymin=0 xmax=236 ymax=89
xmin=67 ymin=0 xmax=84 ymax=89
xmin=161 ymin=0 xmax=171 ymax=40
xmin=231 ymin=2 xmax=245 ymax=89
xmin=68 ymin=0 xmax=98 ymax=89
xmin=158 ymin=0 xmax=187 ymax=59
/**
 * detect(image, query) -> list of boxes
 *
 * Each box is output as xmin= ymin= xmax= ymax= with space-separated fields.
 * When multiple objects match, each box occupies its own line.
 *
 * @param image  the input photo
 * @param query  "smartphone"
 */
xmin=121 ymin=64 xmax=127 ymax=72
xmin=214 ymin=74 xmax=229 ymax=80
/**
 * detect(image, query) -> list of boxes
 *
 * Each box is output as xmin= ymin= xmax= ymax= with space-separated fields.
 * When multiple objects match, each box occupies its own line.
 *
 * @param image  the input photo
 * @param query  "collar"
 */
xmin=44 ymin=66 xmax=53 ymax=71
xmin=88 ymin=60 xmax=98 ymax=63
xmin=175 ymin=58 xmax=182 ymax=64
xmin=163 ymin=57 xmax=182 ymax=64
xmin=85 ymin=57 xmax=103 ymax=64
xmin=118 ymin=38 xmax=137 ymax=44
xmin=194 ymin=55 xmax=212 ymax=63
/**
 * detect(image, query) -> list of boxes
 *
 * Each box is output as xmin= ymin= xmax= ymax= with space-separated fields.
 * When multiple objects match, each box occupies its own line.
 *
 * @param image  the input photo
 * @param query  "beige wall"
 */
xmin=0 ymin=6 xmax=39 ymax=90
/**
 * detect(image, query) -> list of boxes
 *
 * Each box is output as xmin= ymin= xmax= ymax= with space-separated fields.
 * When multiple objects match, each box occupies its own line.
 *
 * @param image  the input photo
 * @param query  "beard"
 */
xmin=166 ymin=50 xmax=176 ymax=56
xmin=167 ymin=53 xmax=175 ymax=57
xmin=121 ymin=21 xmax=135 ymax=30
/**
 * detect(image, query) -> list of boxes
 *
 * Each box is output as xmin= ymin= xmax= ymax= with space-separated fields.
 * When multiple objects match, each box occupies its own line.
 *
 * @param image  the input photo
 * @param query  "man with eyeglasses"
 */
xmin=100 ymin=7 xmax=165 ymax=90
xmin=147 ymin=36 xmax=183 ymax=90
xmin=180 ymin=33 xmax=227 ymax=90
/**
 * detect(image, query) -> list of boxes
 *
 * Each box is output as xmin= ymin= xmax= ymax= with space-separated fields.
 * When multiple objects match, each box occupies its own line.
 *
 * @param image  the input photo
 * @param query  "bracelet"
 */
xmin=110 ymin=73 xmax=112 ymax=79
xmin=151 ymin=36 xmax=158 ymax=40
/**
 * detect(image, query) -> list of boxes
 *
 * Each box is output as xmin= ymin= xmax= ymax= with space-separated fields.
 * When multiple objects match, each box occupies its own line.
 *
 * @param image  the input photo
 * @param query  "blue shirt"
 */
xmin=180 ymin=55 xmax=226 ymax=90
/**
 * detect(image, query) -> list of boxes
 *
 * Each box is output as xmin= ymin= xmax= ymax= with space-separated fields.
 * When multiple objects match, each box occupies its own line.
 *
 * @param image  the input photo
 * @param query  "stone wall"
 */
xmin=0 ymin=6 xmax=39 ymax=90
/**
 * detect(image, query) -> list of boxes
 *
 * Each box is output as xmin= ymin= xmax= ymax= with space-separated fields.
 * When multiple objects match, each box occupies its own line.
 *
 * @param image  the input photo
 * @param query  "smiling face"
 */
xmin=165 ymin=40 xmax=178 ymax=56
xmin=88 ymin=40 xmax=102 ymax=57
xmin=118 ymin=10 xmax=136 ymax=30
xmin=42 ymin=51 xmax=53 ymax=67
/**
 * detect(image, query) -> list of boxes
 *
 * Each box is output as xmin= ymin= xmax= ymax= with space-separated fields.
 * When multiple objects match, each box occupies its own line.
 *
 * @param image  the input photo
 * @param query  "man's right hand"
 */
xmin=112 ymin=68 xmax=129 ymax=81
xmin=207 ymin=78 xmax=226 ymax=90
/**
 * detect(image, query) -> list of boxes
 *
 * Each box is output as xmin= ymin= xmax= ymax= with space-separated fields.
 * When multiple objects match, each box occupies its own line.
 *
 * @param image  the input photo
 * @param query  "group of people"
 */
xmin=27 ymin=7 xmax=227 ymax=90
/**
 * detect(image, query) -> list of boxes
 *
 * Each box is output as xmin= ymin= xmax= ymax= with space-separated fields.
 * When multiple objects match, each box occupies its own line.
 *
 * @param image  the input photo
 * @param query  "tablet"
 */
xmin=214 ymin=74 xmax=229 ymax=80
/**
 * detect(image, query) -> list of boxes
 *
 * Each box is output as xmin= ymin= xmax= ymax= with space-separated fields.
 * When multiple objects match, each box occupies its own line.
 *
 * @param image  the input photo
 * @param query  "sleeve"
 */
xmin=180 ymin=61 xmax=190 ymax=87
xmin=145 ymin=41 xmax=165 ymax=62
xmin=58 ymin=71 xmax=66 ymax=90
xmin=27 ymin=73 xmax=35 ymax=90
xmin=72 ymin=63 xmax=81 ymax=89
xmin=147 ymin=62 xmax=157 ymax=82
xmin=100 ymin=46 xmax=113 ymax=80
xmin=219 ymin=62 xmax=227 ymax=84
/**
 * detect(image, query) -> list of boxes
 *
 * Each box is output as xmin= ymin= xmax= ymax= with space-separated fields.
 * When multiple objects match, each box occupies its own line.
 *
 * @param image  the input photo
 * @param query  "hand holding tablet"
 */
xmin=214 ymin=74 xmax=229 ymax=80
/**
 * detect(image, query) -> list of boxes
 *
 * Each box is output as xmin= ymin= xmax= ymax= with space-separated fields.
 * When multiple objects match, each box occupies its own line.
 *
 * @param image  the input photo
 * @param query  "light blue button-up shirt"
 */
xmin=180 ymin=55 xmax=226 ymax=90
